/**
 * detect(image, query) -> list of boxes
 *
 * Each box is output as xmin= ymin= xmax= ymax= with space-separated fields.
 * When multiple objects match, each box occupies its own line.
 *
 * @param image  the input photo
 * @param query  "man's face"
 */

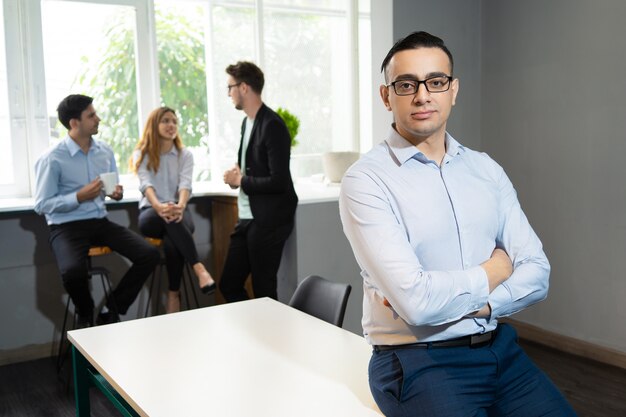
xmin=227 ymin=76 xmax=243 ymax=110
xmin=380 ymin=47 xmax=458 ymax=144
xmin=74 ymin=104 xmax=100 ymax=136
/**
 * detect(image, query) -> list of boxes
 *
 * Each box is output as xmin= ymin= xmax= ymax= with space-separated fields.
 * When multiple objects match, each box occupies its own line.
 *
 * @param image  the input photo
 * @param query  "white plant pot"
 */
xmin=322 ymin=151 xmax=360 ymax=183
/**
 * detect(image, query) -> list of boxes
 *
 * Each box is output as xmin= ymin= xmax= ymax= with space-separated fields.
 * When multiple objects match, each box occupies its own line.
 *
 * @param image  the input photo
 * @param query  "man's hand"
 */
xmin=108 ymin=184 xmax=124 ymax=201
xmin=223 ymin=165 xmax=242 ymax=189
xmin=481 ymin=248 xmax=513 ymax=292
xmin=77 ymin=178 xmax=103 ymax=203
xmin=470 ymin=303 xmax=492 ymax=318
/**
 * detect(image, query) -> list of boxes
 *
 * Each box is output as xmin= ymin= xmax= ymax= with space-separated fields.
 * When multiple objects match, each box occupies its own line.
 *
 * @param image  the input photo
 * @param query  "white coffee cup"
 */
xmin=100 ymin=172 xmax=117 ymax=195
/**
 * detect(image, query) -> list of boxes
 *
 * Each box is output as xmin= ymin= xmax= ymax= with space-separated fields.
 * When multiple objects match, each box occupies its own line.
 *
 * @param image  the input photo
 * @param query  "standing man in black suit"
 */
xmin=221 ymin=61 xmax=298 ymax=302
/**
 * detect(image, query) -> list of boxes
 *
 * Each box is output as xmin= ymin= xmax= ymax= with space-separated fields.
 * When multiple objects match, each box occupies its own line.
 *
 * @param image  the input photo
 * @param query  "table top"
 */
xmin=68 ymin=298 xmax=381 ymax=417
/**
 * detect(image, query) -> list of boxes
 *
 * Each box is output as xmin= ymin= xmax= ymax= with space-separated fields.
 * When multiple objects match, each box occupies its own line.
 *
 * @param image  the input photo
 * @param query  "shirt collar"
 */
xmin=164 ymin=146 xmax=179 ymax=156
xmin=384 ymin=125 xmax=465 ymax=165
xmin=64 ymin=135 xmax=100 ymax=157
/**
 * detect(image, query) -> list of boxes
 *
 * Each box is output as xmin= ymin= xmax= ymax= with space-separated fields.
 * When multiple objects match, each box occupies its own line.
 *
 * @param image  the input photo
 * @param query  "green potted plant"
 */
xmin=276 ymin=107 xmax=300 ymax=147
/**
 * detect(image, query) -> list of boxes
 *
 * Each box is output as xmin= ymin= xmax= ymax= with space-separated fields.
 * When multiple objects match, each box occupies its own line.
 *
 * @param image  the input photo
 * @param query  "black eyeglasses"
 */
xmin=227 ymin=82 xmax=242 ymax=91
xmin=387 ymin=76 xmax=453 ymax=95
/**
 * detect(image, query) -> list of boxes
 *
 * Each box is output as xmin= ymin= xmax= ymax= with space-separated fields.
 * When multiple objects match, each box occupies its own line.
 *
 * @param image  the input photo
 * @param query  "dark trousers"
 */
xmin=368 ymin=324 xmax=577 ymax=417
xmin=49 ymin=218 xmax=160 ymax=316
xmin=219 ymin=219 xmax=293 ymax=302
xmin=138 ymin=207 xmax=198 ymax=291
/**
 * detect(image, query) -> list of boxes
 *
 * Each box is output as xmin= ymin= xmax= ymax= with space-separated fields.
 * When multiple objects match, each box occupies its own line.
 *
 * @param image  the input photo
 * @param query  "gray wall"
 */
xmin=482 ymin=0 xmax=626 ymax=352
xmin=394 ymin=0 xmax=626 ymax=353
xmin=292 ymin=202 xmax=363 ymax=335
xmin=393 ymin=0 xmax=483 ymax=150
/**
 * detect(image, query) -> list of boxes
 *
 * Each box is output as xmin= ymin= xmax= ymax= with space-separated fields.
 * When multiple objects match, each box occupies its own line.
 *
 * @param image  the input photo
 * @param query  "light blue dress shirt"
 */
xmin=339 ymin=127 xmax=550 ymax=346
xmin=134 ymin=147 xmax=193 ymax=209
xmin=34 ymin=136 xmax=117 ymax=225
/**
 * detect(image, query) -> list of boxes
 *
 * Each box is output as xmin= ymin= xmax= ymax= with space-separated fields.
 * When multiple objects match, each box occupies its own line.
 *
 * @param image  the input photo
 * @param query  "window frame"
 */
xmin=0 ymin=0 xmax=379 ymax=199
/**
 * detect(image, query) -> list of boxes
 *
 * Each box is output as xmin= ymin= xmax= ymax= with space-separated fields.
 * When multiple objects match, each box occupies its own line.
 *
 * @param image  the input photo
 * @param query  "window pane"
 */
xmin=210 ymin=5 xmax=255 ymax=174
xmin=155 ymin=1 xmax=210 ymax=181
xmin=0 ymin=2 xmax=14 ymax=185
xmin=263 ymin=8 xmax=350 ymax=157
xmin=41 ymin=1 xmax=138 ymax=174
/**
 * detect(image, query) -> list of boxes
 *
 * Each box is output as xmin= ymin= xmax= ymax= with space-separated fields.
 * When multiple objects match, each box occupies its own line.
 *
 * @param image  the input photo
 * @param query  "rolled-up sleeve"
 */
xmin=178 ymin=150 xmax=193 ymax=193
xmin=135 ymin=152 xmax=153 ymax=195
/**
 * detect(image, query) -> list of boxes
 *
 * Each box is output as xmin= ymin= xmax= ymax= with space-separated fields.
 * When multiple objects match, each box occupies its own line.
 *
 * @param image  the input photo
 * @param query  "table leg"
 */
xmin=72 ymin=345 xmax=91 ymax=417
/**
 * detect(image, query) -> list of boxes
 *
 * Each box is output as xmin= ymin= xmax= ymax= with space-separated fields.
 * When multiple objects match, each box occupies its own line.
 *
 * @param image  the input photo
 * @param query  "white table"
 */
xmin=68 ymin=297 xmax=382 ymax=416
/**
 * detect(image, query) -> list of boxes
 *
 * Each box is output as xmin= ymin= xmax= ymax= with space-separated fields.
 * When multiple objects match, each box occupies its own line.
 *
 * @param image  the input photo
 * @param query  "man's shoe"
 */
xmin=96 ymin=310 xmax=120 ymax=326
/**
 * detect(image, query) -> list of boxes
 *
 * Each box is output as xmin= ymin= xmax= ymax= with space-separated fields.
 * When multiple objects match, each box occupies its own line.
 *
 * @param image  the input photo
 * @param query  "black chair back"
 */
xmin=288 ymin=275 xmax=352 ymax=327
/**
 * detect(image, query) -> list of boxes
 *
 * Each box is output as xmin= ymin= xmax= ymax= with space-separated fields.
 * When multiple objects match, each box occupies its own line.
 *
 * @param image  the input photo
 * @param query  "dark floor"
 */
xmin=0 ymin=339 xmax=625 ymax=416
xmin=519 ymin=339 xmax=626 ymax=417
xmin=0 ymin=356 xmax=118 ymax=417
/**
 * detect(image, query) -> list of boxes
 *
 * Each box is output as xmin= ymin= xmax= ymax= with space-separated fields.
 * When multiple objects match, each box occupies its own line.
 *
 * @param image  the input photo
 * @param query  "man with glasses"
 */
xmin=339 ymin=32 xmax=576 ymax=416
xmin=221 ymin=61 xmax=298 ymax=302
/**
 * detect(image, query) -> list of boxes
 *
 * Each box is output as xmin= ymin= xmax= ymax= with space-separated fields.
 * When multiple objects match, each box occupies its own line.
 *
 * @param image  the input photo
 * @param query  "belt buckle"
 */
xmin=469 ymin=332 xmax=491 ymax=347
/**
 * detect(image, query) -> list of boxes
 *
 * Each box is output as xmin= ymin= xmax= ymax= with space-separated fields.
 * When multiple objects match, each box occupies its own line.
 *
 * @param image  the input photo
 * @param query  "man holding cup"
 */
xmin=34 ymin=94 xmax=159 ymax=327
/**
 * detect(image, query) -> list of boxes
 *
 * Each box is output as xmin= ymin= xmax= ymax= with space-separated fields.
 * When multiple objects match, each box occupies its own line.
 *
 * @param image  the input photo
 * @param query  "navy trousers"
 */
xmin=369 ymin=324 xmax=577 ymax=417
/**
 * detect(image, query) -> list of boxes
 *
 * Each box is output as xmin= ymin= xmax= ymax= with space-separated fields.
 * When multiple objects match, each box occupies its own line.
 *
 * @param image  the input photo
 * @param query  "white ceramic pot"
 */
xmin=322 ymin=151 xmax=360 ymax=183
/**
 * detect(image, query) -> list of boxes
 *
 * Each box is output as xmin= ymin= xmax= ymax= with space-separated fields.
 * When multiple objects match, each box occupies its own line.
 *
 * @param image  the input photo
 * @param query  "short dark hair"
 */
xmin=380 ymin=31 xmax=454 ymax=82
xmin=225 ymin=61 xmax=265 ymax=94
xmin=57 ymin=94 xmax=94 ymax=129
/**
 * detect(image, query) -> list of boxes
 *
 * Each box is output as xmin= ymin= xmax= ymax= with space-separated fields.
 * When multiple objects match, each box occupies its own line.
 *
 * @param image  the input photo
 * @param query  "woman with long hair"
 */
xmin=131 ymin=106 xmax=215 ymax=313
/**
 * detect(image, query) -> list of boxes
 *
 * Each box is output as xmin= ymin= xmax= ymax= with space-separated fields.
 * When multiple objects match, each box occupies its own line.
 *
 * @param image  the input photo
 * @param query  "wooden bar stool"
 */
xmin=56 ymin=246 xmax=116 ymax=374
xmin=143 ymin=237 xmax=200 ymax=317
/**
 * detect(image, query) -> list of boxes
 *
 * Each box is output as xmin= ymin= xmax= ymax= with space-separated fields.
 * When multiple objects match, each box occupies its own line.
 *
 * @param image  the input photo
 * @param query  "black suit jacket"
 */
xmin=238 ymin=104 xmax=298 ymax=228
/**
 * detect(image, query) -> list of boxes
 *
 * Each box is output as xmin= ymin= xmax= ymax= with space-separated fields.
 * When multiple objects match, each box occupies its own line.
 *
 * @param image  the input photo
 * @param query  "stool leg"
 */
xmin=155 ymin=262 xmax=163 ymax=315
xmin=98 ymin=271 xmax=118 ymax=313
xmin=183 ymin=263 xmax=200 ymax=310
xmin=181 ymin=268 xmax=191 ymax=310
xmin=144 ymin=267 xmax=157 ymax=318
xmin=56 ymin=296 xmax=72 ymax=373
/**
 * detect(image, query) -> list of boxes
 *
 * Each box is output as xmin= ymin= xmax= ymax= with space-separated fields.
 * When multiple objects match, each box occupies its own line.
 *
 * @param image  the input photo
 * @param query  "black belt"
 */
xmin=373 ymin=329 xmax=497 ymax=352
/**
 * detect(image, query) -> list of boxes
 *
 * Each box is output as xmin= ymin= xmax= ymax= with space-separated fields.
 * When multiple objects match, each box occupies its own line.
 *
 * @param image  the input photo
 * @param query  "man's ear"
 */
xmin=450 ymin=78 xmax=459 ymax=106
xmin=380 ymin=85 xmax=392 ymax=112
xmin=68 ymin=118 xmax=79 ymax=131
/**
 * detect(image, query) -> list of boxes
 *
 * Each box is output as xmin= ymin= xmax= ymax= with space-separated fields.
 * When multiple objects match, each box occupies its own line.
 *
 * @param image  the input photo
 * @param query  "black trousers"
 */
xmin=219 ymin=219 xmax=293 ymax=302
xmin=138 ymin=207 xmax=198 ymax=291
xmin=49 ymin=218 xmax=160 ymax=316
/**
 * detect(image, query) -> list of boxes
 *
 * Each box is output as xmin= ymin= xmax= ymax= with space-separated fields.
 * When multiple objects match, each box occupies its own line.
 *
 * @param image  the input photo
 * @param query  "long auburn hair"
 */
xmin=131 ymin=106 xmax=184 ymax=173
